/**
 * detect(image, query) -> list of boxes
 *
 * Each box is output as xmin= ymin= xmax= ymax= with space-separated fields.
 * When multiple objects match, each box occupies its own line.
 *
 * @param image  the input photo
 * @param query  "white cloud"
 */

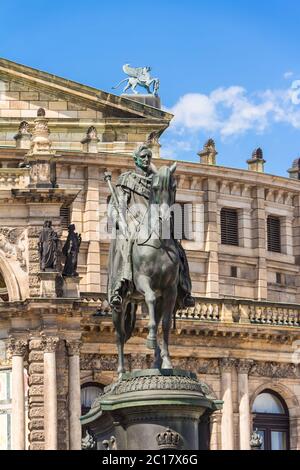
xmin=170 ymin=93 xmax=218 ymax=131
xmin=166 ymin=80 xmax=300 ymax=140
xmin=284 ymin=71 xmax=294 ymax=79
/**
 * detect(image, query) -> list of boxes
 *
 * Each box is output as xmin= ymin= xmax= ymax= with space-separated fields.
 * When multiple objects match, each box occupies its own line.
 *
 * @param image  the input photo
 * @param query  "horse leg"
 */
xmin=123 ymin=81 xmax=131 ymax=93
xmin=131 ymin=80 xmax=139 ymax=94
xmin=153 ymin=298 xmax=164 ymax=369
xmin=160 ymin=287 xmax=177 ymax=369
xmin=136 ymin=275 xmax=157 ymax=349
xmin=112 ymin=306 xmax=125 ymax=376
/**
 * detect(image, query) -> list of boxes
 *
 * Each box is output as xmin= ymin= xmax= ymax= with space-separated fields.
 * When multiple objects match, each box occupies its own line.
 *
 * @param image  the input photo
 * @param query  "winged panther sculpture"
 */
xmin=112 ymin=64 xmax=159 ymax=96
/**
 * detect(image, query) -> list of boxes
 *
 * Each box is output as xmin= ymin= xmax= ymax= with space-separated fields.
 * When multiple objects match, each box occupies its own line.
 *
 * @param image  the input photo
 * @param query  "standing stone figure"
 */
xmin=38 ymin=221 xmax=59 ymax=271
xmin=62 ymin=224 xmax=81 ymax=276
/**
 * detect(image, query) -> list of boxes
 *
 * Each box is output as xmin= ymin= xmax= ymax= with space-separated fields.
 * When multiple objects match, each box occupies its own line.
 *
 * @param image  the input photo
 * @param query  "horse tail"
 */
xmin=112 ymin=78 xmax=127 ymax=89
xmin=124 ymin=303 xmax=137 ymax=343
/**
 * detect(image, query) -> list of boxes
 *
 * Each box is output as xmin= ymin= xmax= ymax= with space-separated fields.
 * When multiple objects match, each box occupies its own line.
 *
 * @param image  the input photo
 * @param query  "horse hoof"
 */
xmin=162 ymin=359 xmax=173 ymax=369
xmin=146 ymin=338 xmax=157 ymax=350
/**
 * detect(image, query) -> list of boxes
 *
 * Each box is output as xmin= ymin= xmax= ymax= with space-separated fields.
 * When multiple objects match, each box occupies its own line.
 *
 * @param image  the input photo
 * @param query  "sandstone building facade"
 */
xmin=0 ymin=58 xmax=300 ymax=450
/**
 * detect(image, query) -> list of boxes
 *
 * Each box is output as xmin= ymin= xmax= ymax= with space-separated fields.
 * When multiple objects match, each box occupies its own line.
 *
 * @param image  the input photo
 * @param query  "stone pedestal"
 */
xmin=81 ymin=369 xmax=222 ymax=450
xmin=62 ymin=276 xmax=81 ymax=298
xmin=39 ymin=271 xmax=59 ymax=298
xmin=121 ymin=94 xmax=161 ymax=109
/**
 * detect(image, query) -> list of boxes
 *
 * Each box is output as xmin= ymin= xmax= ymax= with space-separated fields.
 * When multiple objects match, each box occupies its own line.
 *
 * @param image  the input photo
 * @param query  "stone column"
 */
xmin=219 ymin=358 xmax=235 ymax=450
xmin=237 ymin=360 xmax=253 ymax=450
xmin=203 ymin=178 xmax=219 ymax=297
xmin=67 ymin=340 xmax=82 ymax=450
xmin=41 ymin=336 xmax=59 ymax=450
xmin=210 ymin=410 xmax=222 ymax=450
xmin=8 ymin=338 xmax=27 ymax=450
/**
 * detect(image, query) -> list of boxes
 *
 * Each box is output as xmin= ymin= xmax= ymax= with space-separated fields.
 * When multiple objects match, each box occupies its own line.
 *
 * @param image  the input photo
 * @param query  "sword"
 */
xmin=104 ymin=171 xmax=128 ymax=239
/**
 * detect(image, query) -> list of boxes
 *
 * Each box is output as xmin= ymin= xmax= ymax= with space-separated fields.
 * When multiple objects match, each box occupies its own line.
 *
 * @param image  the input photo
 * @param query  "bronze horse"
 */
xmin=110 ymin=163 xmax=179 ymax=374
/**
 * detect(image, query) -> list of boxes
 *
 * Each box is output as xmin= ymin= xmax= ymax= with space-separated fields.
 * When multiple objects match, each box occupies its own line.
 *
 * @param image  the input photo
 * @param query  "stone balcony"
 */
xmin=0 ymin=168 xmax=30 ymax=189
xmin=80 ymin=294 xmax=300 ymax=330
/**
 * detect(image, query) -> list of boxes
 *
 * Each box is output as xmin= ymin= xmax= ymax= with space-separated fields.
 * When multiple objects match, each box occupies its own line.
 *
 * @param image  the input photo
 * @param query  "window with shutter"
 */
xmin=267 ymin=216 xmax=281 ymax=253
xmin=60 ymin=206 xmax=70 ymax=230
xmin=221 ymin=208 xmax=239 ymax=246
xmin=173 ymin=202 xmax=192 ymax=240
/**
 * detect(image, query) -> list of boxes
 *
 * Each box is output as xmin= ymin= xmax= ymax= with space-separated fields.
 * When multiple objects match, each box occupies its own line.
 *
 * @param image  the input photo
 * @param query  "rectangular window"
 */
xmin=221 ymin=208 xmax=239 ymax=246
xmin=267 ymin=216 xmax=281 ymax=253
xmin=230 ymin=266 xmax=238 ymax=278
xmin=60 ymin=206 xmax=70 ymax=230
xmin=276 ymin=272 xmax=282 ymax=284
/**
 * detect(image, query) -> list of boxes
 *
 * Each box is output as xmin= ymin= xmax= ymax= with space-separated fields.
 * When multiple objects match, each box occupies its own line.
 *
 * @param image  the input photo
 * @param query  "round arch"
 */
xmin=250 ymin=382 xmax=300 ymax=418
xmin=250 ymin=382 xmax=300 ymax=450
xmin=0 ymin=252 xmax=22 ymax=301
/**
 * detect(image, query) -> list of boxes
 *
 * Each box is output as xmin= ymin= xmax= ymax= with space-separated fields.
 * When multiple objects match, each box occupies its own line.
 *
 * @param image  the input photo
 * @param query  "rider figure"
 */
xmin=108 ymin=144 xmax=195 ymax=310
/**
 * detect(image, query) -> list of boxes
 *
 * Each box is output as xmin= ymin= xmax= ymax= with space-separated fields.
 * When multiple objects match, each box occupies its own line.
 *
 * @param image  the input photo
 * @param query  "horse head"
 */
xmin=150 ymin=163 xmax=177 ymax=236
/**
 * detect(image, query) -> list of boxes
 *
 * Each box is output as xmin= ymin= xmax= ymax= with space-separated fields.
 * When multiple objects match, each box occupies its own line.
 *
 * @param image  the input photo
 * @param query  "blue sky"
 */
xmin=1 ymin=0 xmax=300 ymax=176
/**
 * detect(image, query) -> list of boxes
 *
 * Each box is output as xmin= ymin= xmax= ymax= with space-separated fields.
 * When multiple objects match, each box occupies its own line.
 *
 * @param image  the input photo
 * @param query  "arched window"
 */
xmin=0 ymin=273 xmax=8 ymax=302
xmin=81 ymin=382 xmax=103 ymax=416
xmin=252 ymin=390 xmax=289 ymax=450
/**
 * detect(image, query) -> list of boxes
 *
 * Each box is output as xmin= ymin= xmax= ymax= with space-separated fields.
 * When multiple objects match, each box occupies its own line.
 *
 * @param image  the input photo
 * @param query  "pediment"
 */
xmin=0 ymin=58 xmax=172 ymax=122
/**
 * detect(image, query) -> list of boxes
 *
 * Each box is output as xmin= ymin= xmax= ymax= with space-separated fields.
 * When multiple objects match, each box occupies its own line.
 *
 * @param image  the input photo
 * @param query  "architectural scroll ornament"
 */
xmin=41 ymin=335 xmax=59 ymax=353
xmin=7 ymin=337 xmax=27 ymax=357
xmin=0 ymin=227 xmax=27 ymax=270
xmin=102 ymin=436 xmax=117 ymax=450
xmin=81 ymin=429 xmax=97 ymax=450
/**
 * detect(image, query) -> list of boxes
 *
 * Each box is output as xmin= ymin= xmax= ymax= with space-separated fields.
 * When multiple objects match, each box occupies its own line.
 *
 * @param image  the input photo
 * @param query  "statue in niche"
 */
xmin=62 ymin=224 xmax=81 ymax=276
xmin=38 ymin=221 xmax=59 ymax=271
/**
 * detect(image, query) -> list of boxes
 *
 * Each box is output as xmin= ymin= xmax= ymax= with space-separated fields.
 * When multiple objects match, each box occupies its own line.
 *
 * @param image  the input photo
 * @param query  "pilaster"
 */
xmin=84 ymin=166 xmax=101 ymax=291
xmin=203 ymin=178 xmax=219 ymax=297
xmin=252 ymin=186 xmax=267 ymax=300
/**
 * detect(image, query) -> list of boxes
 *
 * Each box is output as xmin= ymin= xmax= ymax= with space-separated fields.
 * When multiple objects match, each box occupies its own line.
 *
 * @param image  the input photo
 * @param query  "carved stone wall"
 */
xmin=28 ymin=338 xmax=45 ymax=450
xmin=56 ymin=340 xmax=69 ymax=450
xmin=27 ymin=228 xmax=41 ymax=297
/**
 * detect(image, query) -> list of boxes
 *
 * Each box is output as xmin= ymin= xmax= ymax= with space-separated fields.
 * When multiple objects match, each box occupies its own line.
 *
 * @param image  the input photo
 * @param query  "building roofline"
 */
xmin=0 ymin=57 xmax=173 ymax=122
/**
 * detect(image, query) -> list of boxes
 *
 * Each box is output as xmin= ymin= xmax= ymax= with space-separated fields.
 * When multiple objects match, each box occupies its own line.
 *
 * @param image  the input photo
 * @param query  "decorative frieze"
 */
xmin=250 ymin=361 xmax=298 ymax=378
xmin=174 ymin=357 xmax=219 ymax=375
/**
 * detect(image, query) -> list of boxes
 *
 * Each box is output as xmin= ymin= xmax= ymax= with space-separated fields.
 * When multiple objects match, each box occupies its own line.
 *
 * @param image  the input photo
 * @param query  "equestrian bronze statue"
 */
xmin=106 ymin=145 xmax=194 ymax=374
